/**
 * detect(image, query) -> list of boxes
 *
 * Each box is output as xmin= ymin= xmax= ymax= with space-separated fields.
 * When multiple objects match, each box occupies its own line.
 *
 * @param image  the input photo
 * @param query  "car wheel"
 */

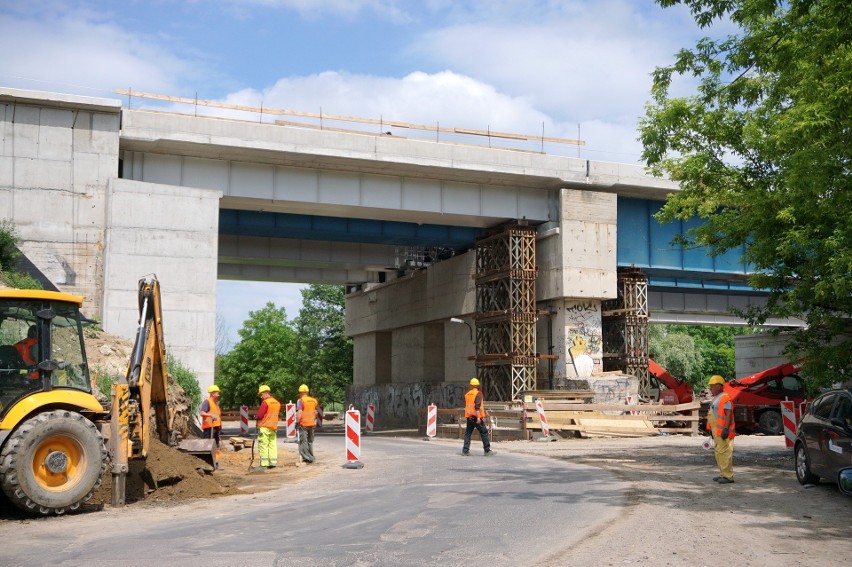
xmin=795 ymin=442 xmax=819 ymax=485
xmin=758 ymin=410 xmax=783 ymax=435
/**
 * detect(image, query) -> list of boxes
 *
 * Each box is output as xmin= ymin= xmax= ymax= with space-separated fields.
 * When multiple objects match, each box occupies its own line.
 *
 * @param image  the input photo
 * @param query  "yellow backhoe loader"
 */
xmin=0 ymin=276 xmax=170 ymax=515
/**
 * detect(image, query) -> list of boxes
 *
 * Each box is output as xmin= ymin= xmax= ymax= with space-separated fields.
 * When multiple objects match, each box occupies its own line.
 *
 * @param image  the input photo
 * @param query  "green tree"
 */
xmin=649 ymin=326 xmax=705 ymax=387
xmin=0 ymin=219 xmax=41 ymax=289
xmin=641 ymin=1 xmax=851 ymax=388
xmin=294 ymin=285 xmax=353 ymax=408
xmin=216 ymin=302 xmax=298 ymax=407
xmin=167 ymin=353 xmax=201 ymax=413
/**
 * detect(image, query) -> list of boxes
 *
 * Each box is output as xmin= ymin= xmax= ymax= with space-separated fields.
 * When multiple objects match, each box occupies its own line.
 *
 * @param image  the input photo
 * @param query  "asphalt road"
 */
xmin=0 ymin=434 xmax=628 ymax=566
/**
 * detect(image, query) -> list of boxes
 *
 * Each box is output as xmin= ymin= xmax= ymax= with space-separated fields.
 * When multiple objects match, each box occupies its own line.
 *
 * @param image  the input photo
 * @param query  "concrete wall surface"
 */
xmin=734 ymin=333 xmax=793 ymax=378
xmin=101 ymin=178 xmax=221 ymax=389
xmin=347 ymin=381 xmax=468 ymax=428
xmin=1 ymin=94 xmax=121 ymax=314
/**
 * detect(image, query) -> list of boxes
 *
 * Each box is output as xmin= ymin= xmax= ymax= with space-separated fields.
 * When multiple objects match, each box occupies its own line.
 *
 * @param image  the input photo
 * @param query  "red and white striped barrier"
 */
xmin=239 ymin=405 xmax=249 ymax=434
xmin=344 ymin=408 xmax=363 ymax=468
xmin=781 ymin=401 xmax=798 ymax=448
xmin=426 ymin=404 xmax=437 ymax=438
xmin=365 ymin=404 xmax=375 ymax=433
xmin=535 ymin=399 xmax=550 ymax=437
xmin=285 ymin=402 xmax=296 ymax=438
xmin=626 ymin=395 xmax=637 ymax=416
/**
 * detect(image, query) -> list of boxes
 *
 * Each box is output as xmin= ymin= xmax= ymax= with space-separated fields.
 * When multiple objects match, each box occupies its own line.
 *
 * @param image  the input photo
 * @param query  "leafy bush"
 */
xmin=167 ymin=353 xmax=201 ymax=413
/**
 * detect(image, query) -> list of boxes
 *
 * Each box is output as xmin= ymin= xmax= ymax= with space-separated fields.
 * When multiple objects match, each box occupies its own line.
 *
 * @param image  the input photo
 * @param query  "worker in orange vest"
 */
xmin=707 ymin=375 xmax=736 ymax=483
xmin=256 ymin=384 xmax=281 ymax=468
xmin=462 ymin=378 xmax=495 ymax=456
xmin=295 ymin=384 xmax=318 ymax=463
xmin=200 ymin=385 xmax=222 ymax=467
xmin=13 ymin=325 xmax=39 ymax=380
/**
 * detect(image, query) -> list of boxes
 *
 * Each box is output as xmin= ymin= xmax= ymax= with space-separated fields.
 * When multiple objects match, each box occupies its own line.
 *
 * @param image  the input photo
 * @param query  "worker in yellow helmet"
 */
xmin=707 ymin=375 xmax=736 ymax=483
xmin=295 ymin=384 xmax=318 ymax=463
xmin=256 ymin=385 xmax=281 ymax=469
xmin=200 ymin=385 xmax=222 ymax=466
xmin=462 ymin=378 xmax=494 ymax=456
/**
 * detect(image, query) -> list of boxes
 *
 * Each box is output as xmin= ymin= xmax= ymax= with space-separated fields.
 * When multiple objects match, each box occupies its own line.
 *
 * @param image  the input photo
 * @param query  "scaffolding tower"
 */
xmin=473 ymin=221 xmax=539 ymax=402
xmin=602 ymin=267 xmax=650 ymax=397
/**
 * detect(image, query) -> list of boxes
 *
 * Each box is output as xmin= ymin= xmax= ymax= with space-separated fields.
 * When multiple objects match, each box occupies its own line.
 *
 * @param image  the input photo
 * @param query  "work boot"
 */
xmin=461 ymin=451 xmax=470 ymax=456
xmin=484 ymin=450 xmax=496 ymax=456
xmin=712 ymin=476 xmax=722 ymax=482
xmin=717 ymin=477 xmax=735 ymax=484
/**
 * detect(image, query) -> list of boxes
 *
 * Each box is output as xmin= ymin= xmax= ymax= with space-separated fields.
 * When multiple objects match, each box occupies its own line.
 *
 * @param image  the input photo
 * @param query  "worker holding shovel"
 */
xmin=256 ymin=385 xmax=281 ymax=469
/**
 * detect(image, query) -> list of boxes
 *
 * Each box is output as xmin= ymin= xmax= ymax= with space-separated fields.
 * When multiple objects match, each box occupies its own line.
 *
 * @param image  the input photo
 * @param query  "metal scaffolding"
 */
xmin=473 ymin=221 xmax=539 ymax=401
xmin=602 ymin=267 xmax=650 ymax=397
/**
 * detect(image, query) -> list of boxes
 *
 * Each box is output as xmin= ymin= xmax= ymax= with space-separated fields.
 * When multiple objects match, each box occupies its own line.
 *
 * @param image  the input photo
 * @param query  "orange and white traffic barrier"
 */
xmin=239 ymin=405 xmax=249 ymax=435
xmin=781 ymin=401 xmax=798 ymax=448
xmin=426 ymin=404 xmax=437 ymax=439
xmin=535 ymin=399 xmax=550 ymax=438
xmin=365 ymin=404 xmax=375 ymax=433
xmin=344 ymin=406 xmax=364 ymax=469
xmin=285 ymin=402 xmax=296 ymax=439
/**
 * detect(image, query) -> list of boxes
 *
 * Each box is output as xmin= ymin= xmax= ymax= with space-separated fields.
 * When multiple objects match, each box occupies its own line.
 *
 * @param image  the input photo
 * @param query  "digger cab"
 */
xmin=0 ymin=290 xmax=94 ymax=420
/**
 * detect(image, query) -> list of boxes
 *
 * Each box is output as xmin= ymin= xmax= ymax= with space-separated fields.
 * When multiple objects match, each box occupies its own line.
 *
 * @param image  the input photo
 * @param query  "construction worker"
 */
xmin=256 ymin=384 xmax=281 ymax=468
xmin=200 ymin=385 xmax=222 ymax=466
xmin=462 ymin=378 xmax=494 ymax=456
xmin=295 ymin=384 xmax=318 ymax=463
xmin=13 ymin=325 xmax=39 ymax=380
xmin=707 ymin=375 xmax=736 ymax=483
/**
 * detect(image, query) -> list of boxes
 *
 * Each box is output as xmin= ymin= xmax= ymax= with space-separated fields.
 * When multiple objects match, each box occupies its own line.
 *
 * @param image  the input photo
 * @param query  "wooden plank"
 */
xmin=115 ymin=89 xmax=584 ymax=146
xmin=525 ymin=401 xmax=701 ymax=413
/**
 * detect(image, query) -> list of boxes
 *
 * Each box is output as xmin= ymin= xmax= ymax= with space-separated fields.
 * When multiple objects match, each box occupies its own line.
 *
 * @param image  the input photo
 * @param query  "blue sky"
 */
xmin=0 ymin=0 xmax=715 ymax=349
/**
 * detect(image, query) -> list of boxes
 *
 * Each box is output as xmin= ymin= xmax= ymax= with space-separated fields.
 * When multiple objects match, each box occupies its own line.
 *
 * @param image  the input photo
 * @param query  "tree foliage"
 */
xmin=650 ymin=324 xmax=747 ymax=386
xmin=0 ymin=219 xmax=41 ymax=290
xmin=216 ymin=302 xmax=298 ymax=407
xmin=641 ymin=1 xmax=852 ymax=387
xmin=293 ymin=285 xmax=353 ymax=408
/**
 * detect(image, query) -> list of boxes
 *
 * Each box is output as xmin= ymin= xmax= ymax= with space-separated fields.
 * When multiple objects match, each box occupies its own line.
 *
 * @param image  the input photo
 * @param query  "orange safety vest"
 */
xmin=299 ymin=395 xmax=318 ymax=427
xmin=464 ymin=388 xmax=486 ymax=419
xmin=707 ymin=392 xmax=736 ymax=439
xmin=258 ymin=397 xmax=281 ymax=430
xmin=13 ymin=337 xmax=39 ymax=379
xmin=202 ymin=396 xmax=221 ymax=429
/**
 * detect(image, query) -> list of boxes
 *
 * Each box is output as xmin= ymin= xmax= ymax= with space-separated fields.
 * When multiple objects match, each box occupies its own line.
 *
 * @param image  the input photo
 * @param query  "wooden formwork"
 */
xmin=525 ymin=400 xmax=701 ymax=437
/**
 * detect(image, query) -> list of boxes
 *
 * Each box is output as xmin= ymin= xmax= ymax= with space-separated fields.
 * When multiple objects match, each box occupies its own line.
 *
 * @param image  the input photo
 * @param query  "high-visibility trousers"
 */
xmin=258 ymin=427 xmax=278 ymax=467
xmin=713 ymin=434 xmax=734 ymax=480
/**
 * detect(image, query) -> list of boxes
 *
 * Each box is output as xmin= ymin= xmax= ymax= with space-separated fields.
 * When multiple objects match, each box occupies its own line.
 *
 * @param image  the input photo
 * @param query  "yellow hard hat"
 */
xmin=708 ymin=375 xmax=726 ymax=386
xmin=298 ymin=384 xmax=309 ymax=393
xmin=470 ymin=378 xmax=480 ymax=386
xmin=258 ymin=384 xmax=270 ymax=394
xmin=208 ymin=385 xmax=220 ymax=393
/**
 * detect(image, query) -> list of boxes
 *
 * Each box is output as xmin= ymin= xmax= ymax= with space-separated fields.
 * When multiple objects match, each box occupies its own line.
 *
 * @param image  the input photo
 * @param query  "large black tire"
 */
xmin=758 ymin=410 xmax=783 ymax=435
xmin=795 ymin=442 xmax=820 ymax=485
xmin=0 ymin=410 xmax=106 ymax=515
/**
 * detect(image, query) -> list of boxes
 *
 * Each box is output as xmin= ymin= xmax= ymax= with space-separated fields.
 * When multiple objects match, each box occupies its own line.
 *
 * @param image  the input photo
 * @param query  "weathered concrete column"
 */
xmin=536 ymin=188 xmax=617 ymax=386
xmin=101 ymin=178 xmax=222 ymax=389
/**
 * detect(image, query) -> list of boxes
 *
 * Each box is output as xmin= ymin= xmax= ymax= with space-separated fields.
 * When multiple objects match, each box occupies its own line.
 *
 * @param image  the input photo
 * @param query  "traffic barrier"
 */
xmin=285 ymin=402 xmax=296 ymax=438
xmin=626 ymin=395 xmax=638 ymax=415
xmin=535 ymin=399 xmax=550 ymax=437
xmin=426 ymin=404 xmax=437 ymax=439
xmin=239 ymin=405 xmax=249 ymax=434
xmin=344 ymin=407 xmax=364 ymax=469
xmin=317 ymin=405 xmax=324 ymax=428
xmin=781 ymin=401 xmax=798 ymax=448
xmin=365 ymin=404 xmax=375 ymax=433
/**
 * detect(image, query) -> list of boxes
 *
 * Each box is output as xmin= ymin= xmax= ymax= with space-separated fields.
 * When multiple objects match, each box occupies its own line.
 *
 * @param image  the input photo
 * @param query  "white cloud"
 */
xmin=0 ymin=8 xmax=206 ymax=97
xmin=227 ymin=0 xmax=411 ymax=22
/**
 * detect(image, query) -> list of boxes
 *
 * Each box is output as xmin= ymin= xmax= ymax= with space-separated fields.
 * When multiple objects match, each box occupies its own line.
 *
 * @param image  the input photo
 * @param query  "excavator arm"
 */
xmin=110 ymin=276 xmax=171 ymax=505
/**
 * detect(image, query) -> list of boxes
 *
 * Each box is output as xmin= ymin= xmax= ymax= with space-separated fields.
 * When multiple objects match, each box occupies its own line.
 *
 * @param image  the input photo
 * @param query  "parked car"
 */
xmin=794 ymin=389 xmax=852 ymax=490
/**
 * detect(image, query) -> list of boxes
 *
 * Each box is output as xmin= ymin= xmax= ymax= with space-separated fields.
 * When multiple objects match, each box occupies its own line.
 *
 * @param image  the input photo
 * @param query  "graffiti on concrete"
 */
xmin=347 ymin=382 xmax=468 ymax=428
xmin=561 ymin=300 xmax=603 ymax=378
xmin=587 ymin=374 xmax=638 ymax=407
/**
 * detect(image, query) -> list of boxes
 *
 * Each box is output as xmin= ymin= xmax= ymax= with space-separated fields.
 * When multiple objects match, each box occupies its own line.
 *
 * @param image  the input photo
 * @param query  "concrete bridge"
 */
xmin=0 ymin=87 xmax=797 ymax=402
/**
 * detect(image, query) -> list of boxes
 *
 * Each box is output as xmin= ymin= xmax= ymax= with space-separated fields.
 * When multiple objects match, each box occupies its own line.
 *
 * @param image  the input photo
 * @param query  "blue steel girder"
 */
xmin=617 ymin=197 xmax=758 ymax=292
xmin=219 ymin=209 xmax=485 ymax=251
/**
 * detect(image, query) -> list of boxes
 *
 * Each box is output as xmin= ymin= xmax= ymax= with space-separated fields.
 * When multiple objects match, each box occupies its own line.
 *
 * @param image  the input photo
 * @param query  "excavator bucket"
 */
xmin=176 ymin=438 xmax=217 ymax=467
